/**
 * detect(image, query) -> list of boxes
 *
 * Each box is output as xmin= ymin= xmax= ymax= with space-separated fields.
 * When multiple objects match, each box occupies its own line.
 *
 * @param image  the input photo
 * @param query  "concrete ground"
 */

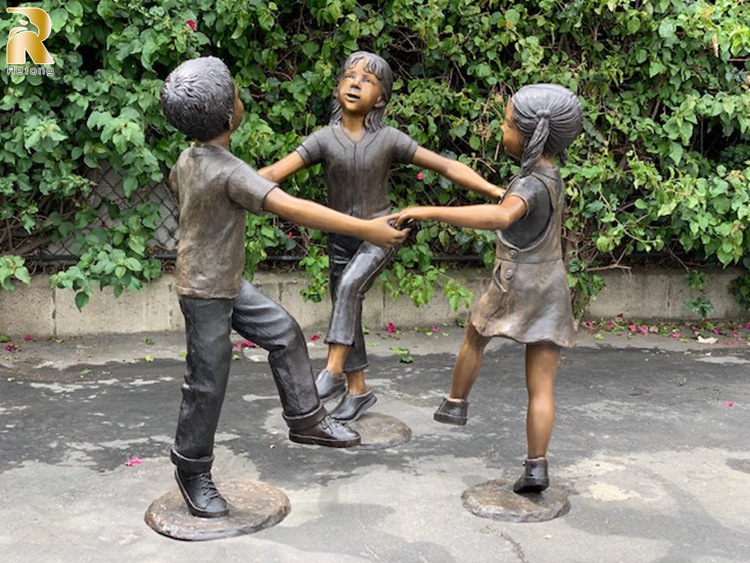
xmin=1 ymin=326 xmax=749 ymax=562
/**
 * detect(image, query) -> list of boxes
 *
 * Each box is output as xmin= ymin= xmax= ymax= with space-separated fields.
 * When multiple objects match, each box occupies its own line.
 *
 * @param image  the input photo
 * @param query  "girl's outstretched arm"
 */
xmin=258 ymin=151 xmax=307 ymax=184
xmin=397 ymin=196 xmax=526 ymax=231
xmin=410 ymin=147 xmax=505 ymax=201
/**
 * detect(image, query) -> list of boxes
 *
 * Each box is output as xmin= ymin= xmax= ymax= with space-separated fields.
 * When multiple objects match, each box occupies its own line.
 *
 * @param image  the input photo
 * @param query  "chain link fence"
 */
xmin=41 ymin=164 xmax=179 ymax=261
xmin=35 ymin=163 xmax=487 ymax=267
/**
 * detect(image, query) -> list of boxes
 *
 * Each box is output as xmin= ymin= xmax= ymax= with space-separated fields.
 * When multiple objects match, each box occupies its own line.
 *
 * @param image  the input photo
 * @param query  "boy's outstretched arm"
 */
xmin=263 ymin=188 xmax=408 ymax=248
xmin=411 ymin=147 xmax=505 ymax=201
xmin=258 ymin=152 xmax=306 ymax=184
xmin=397 ymin=196 xmax=526 ymax=231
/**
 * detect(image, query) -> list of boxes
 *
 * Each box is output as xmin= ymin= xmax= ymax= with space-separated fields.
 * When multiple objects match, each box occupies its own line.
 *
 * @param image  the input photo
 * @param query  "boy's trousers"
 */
xmin=171 ymin=279 xmax=324 ymax=472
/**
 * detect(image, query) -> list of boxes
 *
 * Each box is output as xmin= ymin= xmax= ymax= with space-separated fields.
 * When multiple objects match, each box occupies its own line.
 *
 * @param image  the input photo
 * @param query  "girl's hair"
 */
xmin=161 ymin=56 xmax=235 ymax=142
xmin=330 ymin=51 xmax=394 ymax=132
xmin=510 ymin=84 xmax=583 ymax=177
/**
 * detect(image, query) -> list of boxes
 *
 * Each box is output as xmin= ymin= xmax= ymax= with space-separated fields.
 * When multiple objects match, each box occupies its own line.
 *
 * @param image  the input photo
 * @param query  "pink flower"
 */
xmin=725 ymin=401 xmax=733 ymax=407
xmin=746 ymin=322 xmax=750 ymax=330
xmin=584 ymin=320 xmax=594 ymax=329
xmin=629 ymin=325 xmax=637 ymax=332
xmin=713 ymin=328 xmax=721 ymax=335
xmin=416 ymin=172 xmax=424 ymax=181
xmin=100 ymin=219 xmax=107 ymax=228
xmin=232 ymin=342 xmax=243 ymax=352
xmin=4 ymin=344 xmax=16 ymax=352
xmin=616 ymin=313 xmax=624 ymax=318
xmin=186 ymin=19 xmax=197 ymax=31
xmin=386 ymin=322 xmax=396 ymax=334
xmin=23 ymin=334 xmax=33 ymax=342
xmin=638 ymin=325 xmax=649 ymax=335
xmin=243 ymin=340 xmax=256 ymax=348
xmin=124 ymin=457 xmax=144 ymax=467
xmin=432 ymin=326 xmax=440 ymax=333
xmin=671 ymin=332 xmax=681 ymax=338
xmin=606 ymin=321 xmax=614 ymax=330
xmin=310 ymin=334 xmax=321 ymax=342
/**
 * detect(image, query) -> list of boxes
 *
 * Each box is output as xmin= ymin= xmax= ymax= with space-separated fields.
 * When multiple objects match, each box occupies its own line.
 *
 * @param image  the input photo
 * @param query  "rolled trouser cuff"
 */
xmin=170 ymin=448 xmax=214 ymax=473
xmin=283 ymin=403 xmax=327 ymax=431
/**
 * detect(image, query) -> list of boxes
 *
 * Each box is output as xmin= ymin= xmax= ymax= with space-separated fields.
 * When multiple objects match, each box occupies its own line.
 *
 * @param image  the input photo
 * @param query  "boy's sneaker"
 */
xmin=175 ymin=469 xmax=229 ymax=518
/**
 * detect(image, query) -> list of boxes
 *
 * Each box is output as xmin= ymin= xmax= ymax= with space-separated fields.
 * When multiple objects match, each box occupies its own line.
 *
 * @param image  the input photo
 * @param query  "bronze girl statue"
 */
xmin=398 ymin=84 xmax=583 ymax=493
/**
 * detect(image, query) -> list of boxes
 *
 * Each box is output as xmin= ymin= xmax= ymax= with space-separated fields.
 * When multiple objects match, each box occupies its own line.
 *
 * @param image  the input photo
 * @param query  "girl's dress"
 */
xmin=470 ymin=164 xmax=576 ymax=348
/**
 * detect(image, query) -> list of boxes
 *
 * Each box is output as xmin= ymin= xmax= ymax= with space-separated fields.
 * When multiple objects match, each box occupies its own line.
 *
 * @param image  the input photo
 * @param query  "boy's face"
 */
xmin=501 ymin=101 xmax=523 ymax=160
xmin=336 ymin=59 xmax=384 ymax=116
xmin=230 ymin=82 xmax=244 ymax=132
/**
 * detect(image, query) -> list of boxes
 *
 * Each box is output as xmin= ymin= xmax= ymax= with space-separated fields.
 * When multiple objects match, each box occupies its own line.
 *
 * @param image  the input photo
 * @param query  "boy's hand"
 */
xmin=362 ymin=213 xmax=409 ymax=248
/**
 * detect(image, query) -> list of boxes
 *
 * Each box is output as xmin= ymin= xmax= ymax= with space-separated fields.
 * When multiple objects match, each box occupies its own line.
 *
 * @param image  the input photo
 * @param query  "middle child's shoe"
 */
xmin=315 ymin=369 xmax=346 ymax=401
xmin=289 ymin=414 xmax=361 ymax=448
xmin=329 ymin=390 xmax=377 ymax=422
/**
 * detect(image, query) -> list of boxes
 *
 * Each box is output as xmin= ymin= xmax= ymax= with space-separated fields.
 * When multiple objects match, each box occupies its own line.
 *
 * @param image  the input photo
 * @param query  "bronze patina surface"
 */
xmin=353 ymin=412 xmax=411 ymax=449
xmin=145 ymin=480 xmax=290 ymax=541
xmin=461 ymin=479 xmax=570 ymax=523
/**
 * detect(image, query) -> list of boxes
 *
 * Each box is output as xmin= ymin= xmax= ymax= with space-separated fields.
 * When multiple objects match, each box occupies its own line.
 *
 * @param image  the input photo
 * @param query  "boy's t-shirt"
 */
xmin=169 ymin=144 xmax=277 ymax=299
xmin=296 ymin=125 xmax=417 ymax=219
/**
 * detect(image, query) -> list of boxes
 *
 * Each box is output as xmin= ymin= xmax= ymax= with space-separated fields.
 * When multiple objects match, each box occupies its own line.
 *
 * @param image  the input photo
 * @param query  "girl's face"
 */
xmin=501 ymin=100 xmax=524 ymax=160
xmin=336 ymin=58 xmax=384 ymax=116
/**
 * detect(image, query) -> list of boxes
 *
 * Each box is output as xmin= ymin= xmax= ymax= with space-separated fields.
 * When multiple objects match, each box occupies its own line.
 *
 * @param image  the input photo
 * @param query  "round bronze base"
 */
xmin=461 ymin=479 xmax=570 ymax=523
xmin=352 ymin=412 xmax=412 ymax=449
xmin=144 ymin=479 xmax=290 ymax=541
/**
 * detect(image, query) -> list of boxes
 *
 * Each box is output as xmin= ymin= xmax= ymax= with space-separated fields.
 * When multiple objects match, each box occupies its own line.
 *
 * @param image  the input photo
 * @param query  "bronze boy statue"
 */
xmin=398 ymin=84 xmax=583 ymax=494
xmin=260 ymin=51 xmax=503 ymax=422
xmin=160 ymin=56 xmax=408 ymax=518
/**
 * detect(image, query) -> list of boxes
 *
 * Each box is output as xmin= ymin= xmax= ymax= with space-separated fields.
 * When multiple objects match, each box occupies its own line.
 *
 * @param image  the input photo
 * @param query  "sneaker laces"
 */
xmin=192 ymin=472 xmax=224 ymax=502
xmin=321 ymin=416 xmax=348 ymax=433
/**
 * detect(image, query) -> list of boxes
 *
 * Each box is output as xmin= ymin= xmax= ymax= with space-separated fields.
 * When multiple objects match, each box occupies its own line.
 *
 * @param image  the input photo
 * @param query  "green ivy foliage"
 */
xmin=1 ymin=0 xmax=748 ymax=314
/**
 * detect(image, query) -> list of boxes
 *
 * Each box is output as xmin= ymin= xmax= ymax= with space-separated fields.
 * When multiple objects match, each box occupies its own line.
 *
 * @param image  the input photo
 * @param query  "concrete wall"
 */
xmin=0 ymin=268 xmax=747 ymax=337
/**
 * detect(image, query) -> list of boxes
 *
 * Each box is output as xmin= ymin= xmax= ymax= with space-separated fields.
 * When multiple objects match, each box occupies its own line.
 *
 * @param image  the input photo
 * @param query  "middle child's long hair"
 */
xmin=330 ymin=51 xmax=393 ymax=132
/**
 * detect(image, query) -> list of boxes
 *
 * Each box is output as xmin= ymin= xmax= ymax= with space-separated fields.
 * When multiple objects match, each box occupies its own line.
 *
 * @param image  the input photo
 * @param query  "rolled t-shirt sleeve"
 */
xmin=295 ymin=130 xmax=324 ymax=166
xmin=513 ymin=177 xmax=548 ymax=213
xmin=227 ymin=162 xmax=278 ymax=215
xmin=392 ymin=129 xmax=418 ymax=164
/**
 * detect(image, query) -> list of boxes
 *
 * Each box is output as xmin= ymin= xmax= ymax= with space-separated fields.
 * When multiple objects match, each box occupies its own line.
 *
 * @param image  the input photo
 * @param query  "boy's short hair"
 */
xmin=161 ymin=56 xmax=235 ymax=142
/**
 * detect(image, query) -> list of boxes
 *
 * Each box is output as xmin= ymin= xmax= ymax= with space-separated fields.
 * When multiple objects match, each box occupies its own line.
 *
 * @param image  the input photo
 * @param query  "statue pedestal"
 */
xmin=461 ymin=479 xmax=569 ymax=523
xmin=144 ymin=479 xmax=290 ymax=541
xmin=352 ymin=412 xmax=411 ymax=449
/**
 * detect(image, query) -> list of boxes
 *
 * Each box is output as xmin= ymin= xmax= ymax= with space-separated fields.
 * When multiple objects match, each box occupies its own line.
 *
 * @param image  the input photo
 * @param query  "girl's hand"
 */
xmin=396 ymin=207 xmax=433 ymax=227
xmin=487 ymin=184 xmax=506 ymax=202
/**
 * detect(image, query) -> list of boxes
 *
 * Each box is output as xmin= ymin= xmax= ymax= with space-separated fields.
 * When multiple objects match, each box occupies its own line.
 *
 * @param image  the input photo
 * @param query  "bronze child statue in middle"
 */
xmin=260 ymin=51 xmax=503 ymax=422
